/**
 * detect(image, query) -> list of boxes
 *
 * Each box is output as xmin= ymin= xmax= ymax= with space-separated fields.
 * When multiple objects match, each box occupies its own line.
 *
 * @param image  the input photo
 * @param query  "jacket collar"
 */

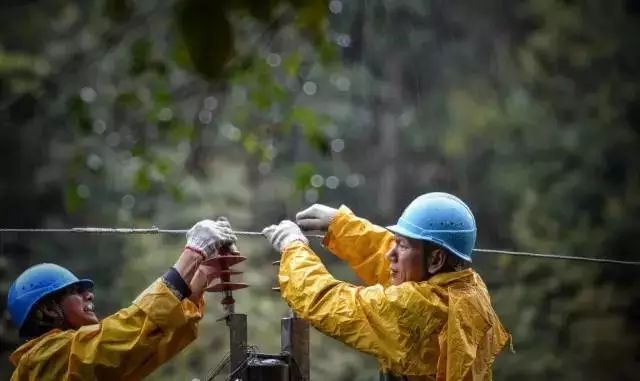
xmin=427 ymin=268 xmax=475 ymax=287
xmin=9 ymin=329 xmax=62 ymax=366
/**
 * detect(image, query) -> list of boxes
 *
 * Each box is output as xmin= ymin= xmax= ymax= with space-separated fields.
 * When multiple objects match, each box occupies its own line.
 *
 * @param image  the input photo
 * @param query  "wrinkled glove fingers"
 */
xmin=214 ymin=233 xmax=237 ymax=248
xmin=215 ymin=217 xmax=232 ymax=229
xmin=262 ymin=225 xmax=277 ymax=240
xmin=217 ymin=226 xmax=236 ymax=239
xmin=296 ymin=218 xmax=324 ymax=231
xmin=295 ymin=206 xmax=319 ymax=221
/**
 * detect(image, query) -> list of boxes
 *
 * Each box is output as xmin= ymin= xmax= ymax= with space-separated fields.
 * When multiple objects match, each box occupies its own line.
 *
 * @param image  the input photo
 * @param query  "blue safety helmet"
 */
xmin=387 ymin=192 xmax=477 ymax=262
xmin=7 ymin=263 xmax=94 ymax=332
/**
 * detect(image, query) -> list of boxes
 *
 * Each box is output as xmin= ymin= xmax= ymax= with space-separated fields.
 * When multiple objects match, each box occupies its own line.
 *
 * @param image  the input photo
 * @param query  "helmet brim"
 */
xmin=52 ymin=278 xmax=94 ymax=295
xmin=75 ymin=279 xmax=94 ymax=292
xmin=386 ymin=224 xmax=425 ymax=241
xmin=386 ymin=224 xmax=472 ymax=262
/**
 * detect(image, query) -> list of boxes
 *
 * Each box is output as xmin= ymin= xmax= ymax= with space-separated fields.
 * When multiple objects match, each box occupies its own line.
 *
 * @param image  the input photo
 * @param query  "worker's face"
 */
xmin=60 ymin=285 xmax=98 ymax=328
xmin=386 ymin=235 xmax=426 ymax=285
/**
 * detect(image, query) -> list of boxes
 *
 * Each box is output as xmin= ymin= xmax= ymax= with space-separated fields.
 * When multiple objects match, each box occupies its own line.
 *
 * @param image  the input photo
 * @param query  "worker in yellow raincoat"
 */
xmin=7 ymin=218 xmax=236 ymax=381
xmin=263 ymin=192 xmax=510 ymax=381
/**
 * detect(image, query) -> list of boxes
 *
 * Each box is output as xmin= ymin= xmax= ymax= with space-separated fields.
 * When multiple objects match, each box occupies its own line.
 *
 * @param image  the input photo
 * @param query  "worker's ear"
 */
xmin=41 ymin=299 xmax=64 ymax=321
xmin=426 ymin=248 xmax=447 ymax=275
xmin=41 ymin=304 xmax=59 ymax=319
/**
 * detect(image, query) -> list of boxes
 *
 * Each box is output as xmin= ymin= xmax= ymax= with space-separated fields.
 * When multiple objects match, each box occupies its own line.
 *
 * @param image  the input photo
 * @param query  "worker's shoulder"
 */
xmin=381 ymin=282 xmax=449 ymax=314
xmin=446 ymin=271 xmax=502 ymax=328
xmin=16 ymin=330 xmax=74 ymax=365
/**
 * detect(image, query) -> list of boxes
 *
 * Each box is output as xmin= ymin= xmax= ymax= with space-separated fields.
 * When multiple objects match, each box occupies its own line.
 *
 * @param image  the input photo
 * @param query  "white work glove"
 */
xmin=262 ymin=220 xmax=309 ymax=252
xmin=295 ymin=204 xmax=338 ymax=232
xmin=186 ymin=217 xmax=237 ymax=257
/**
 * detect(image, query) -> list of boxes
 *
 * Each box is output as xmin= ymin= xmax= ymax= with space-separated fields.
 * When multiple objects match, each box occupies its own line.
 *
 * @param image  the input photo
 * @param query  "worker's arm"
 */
xmin=323 ymin=206 xmax=395 ymax=286
xmin=278 ymin=241 xmax=447 ymax=369
xmin=120 ymin=218 xmax=234 ymax=379
xmin=62 ymin=249 xmax=205 ymax=380
xmin=123 ymin=261 xmax=213 ymax=381
xmin=10 ymin=219 xmax=235 ymax=381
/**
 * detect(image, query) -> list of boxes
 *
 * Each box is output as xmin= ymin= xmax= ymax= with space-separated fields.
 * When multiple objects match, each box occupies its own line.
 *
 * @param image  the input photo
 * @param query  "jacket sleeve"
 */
xmin=323 ymin=206 xmax=395 ymax=286
xmin=279 ymin=241 xmax=447 ymax=371
xmin=66 ymin=279 xmax=204 ymax=380
xmin=123 ymin=294 xmax=206 ymax=381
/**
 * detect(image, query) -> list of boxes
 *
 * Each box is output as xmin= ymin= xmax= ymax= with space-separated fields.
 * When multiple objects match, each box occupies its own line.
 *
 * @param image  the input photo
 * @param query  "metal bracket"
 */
xmin=227 ymin=313 xmax=248 ymax=381
xmin=281 ymin=313 xmax=310 ymax=381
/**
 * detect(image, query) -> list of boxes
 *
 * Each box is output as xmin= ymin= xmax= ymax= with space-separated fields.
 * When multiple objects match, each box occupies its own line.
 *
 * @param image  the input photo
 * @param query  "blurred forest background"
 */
xmin=1 ymin=0 xmax=639 ymax=380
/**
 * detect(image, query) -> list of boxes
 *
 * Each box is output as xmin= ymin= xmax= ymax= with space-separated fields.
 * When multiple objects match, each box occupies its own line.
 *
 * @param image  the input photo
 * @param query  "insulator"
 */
xmin=204 ymin=243 xmax=248 ymax=315
xmin=218 ymin=270 xmax=242 ymax=276
xmin=202 ymin=255 xmax=247 ymax=270
xmin=218 ymin=243 xmax=241 ymax=256
xmin=205 ymin=282 xmax=249 ymax=293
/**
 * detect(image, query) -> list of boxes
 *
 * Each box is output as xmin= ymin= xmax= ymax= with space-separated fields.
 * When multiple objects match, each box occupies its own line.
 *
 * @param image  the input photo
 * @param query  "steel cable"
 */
xmin=0 ymin=227 xmax=639 ymax=266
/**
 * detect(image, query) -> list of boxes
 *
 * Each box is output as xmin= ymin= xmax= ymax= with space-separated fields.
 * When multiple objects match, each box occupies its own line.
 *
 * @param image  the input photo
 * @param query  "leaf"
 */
xmin=294 ymin=0 xmax=328 ymax=42
xmin=290 ymin=106 xmax=319 ymax=130
xmin=318 ymin=39 xmax=337 ymax=64
xmin=171 ymin=38 xmax=193 ymax=69
xmin=174 ymin=0 xmax=234 ymax=80
xmin=104 ymin=0 xmax=133 ymax=22
xmin=67 ymin=95 xmax=93 ymax=133
xmin=153 ymin=88 xmax=172 ymax=106
xmin=115 ymin=91 xmax=142 ymax=107
xmin=166 ymin=183 xmax=184 ymax=202
xmin=154 ymin=159 xmax=172 ymax=176
xmin=290 ymin=106 xmax=330 ymax=155
xmin=134 ymin=167 xmax=151 ymax=192
xmin=242 ymin=134 xmax=259 ymax=154
xmin=65 ymin=183 xmax=82 ymax=213
xmin=130 ymin=38 xmax=152 ymax=75
xmin=130 ymin=144 xmax=146 ymax=157
xmin=246 ymin=1 xmax=274 ymax=22
xmin=293 ymin=162 xmax=315 ymax=191
xmin=283 ymin=52 xmax=302 ymax=77
xmin=0 ymin=51 xmax=40 ymax=73
xmin=165 ymin=121 xmax=193 ymax=142
xmin=249 ymin=88 xmax=272 ymax=110
xmin=305 ymin=126 xmax=330 ymax=155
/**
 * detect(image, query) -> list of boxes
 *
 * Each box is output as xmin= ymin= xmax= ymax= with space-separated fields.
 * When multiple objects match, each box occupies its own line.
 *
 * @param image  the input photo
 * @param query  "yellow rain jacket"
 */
xmin=9 ymin=279 xmax=204 ymax=381
xmin=279 ymin=206 xmax=510 ymax=381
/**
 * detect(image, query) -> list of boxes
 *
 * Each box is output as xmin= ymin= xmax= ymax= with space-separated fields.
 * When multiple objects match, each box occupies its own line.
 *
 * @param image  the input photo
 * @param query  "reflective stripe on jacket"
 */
xmin=279 ymin=206 xmax=510 ymax=380
xmin=10 ymin=279 xmax=204 ymax=381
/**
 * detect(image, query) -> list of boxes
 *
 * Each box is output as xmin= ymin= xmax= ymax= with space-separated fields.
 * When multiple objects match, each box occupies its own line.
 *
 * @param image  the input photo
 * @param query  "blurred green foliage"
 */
xmin=1 ymin=0 xmax=639 ymax=380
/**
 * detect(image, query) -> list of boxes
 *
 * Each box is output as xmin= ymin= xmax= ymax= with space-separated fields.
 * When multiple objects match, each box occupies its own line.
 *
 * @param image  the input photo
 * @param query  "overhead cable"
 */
xmin=0 ymin=227 xmax=639 ymax=266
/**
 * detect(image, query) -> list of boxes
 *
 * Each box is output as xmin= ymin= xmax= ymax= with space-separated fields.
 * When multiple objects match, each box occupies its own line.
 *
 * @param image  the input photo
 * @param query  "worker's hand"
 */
xmin=186 ymin=217 xmax=237 ymax=258
xmin=295 ymin=204 xmax=338 ymax=232
xmin=262 ymin=220 xmax=309 ymax=252
xmin=189 ymin=264 xmax=221 ymax=302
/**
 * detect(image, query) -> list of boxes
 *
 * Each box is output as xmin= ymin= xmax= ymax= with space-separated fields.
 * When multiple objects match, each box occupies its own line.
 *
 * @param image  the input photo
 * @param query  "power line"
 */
xmin=472 ymin=248 xmax=640 ymax=266
xmin=0 ymin=227 xmax=639 ymax=266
